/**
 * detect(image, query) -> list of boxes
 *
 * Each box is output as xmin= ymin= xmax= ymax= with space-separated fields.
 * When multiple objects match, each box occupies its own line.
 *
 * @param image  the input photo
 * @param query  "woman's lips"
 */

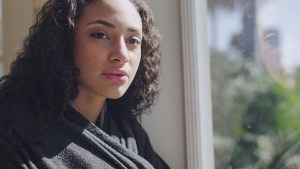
xmin=102 ymin=68 xmax=129 ymax=84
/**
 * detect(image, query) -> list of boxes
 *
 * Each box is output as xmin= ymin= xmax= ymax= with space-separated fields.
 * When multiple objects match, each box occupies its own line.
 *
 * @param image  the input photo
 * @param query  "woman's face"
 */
xmin=257 ymin=0 xmax=300 ymax=87
xmin=73 ymin=0 xmax=142 ymax=100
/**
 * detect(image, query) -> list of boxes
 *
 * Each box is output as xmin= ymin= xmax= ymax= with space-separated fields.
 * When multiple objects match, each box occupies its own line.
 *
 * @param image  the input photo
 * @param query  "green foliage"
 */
xmin=211 ymin=48 xmax=300 ymax=168
xmin=228 ymin=67 xmax=300 ymax=169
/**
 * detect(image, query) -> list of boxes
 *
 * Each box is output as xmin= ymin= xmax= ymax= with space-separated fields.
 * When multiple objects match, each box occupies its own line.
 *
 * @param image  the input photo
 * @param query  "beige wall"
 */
xmin=1 ymin=0 xmax=186 ymax=168
xmin=142 ymin=0 xmax=186 ymax=168
xmin=2 ymin=0 xmax=33 ymax=74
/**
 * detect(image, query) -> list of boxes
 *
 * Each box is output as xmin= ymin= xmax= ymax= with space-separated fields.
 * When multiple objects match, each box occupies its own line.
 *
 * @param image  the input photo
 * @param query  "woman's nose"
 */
xmin=109 ymin=38 xmax=129 ymax=64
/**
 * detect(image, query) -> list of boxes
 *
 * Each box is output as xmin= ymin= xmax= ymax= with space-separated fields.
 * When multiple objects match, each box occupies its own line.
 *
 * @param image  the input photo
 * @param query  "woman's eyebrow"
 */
xmin=86 ymin=20 xmax=115 ymax=28
xmin=86 ymin=19 xmax=142 ymax=33
xmin=128 ymin=27 xmax=142 ymax=34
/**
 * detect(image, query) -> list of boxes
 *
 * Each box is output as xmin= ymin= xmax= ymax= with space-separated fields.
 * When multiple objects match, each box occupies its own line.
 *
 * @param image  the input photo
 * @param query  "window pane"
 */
xmin=208 ymin=0 xmax=300 ymax=168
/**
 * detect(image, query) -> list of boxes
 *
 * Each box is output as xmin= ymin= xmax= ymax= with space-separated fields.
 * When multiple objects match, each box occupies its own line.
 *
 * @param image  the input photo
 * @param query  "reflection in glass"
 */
xmin=257 ymin=0 xmax=300 ymax=88
xmin=208 ymin=0 xmax=300 ymax=168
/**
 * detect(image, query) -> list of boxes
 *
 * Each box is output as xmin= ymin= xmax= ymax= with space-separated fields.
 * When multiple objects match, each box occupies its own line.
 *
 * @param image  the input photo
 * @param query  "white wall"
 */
xmin=142 ymin=0 xmax=186 ymax=168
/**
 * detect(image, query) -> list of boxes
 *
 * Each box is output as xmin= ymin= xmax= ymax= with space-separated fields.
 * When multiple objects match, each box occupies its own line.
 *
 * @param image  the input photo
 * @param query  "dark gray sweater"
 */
xmin=0 ymin=102 xmax=169 ymax=169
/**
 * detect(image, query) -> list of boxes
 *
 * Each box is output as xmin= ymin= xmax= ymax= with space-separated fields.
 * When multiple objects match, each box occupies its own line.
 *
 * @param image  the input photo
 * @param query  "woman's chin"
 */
xmin=106 ymin=91 xmax=127 ymax=100
xmin=271 ymin=71 xmax=296 ymax=89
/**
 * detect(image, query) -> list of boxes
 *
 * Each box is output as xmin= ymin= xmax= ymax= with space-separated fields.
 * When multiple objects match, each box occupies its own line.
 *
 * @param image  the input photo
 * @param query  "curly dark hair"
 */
xmin=0 ymin=0 xmax=161 ymax=117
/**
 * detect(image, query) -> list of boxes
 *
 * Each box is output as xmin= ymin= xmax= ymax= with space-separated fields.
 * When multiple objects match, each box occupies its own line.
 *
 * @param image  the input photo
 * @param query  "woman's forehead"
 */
xmin=257 ymin=0 xmax=300 ymax=37
xmin=257 ymin=0 xmax=299 ymax=23
xmin=81 ymin=0 xmax=142 ymax=28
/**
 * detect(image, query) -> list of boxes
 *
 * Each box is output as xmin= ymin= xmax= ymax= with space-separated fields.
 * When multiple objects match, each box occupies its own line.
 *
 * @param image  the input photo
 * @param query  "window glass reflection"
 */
xmin=208 ymin=0 xmax=300 ymax=168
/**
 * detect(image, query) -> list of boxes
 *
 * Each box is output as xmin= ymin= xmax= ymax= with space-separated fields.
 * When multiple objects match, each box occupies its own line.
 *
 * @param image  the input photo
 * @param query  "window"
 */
xmin=181 ymin=0 xmax=300 ymax=168
xmin=209 ymin=0 xmax=300 ymax=168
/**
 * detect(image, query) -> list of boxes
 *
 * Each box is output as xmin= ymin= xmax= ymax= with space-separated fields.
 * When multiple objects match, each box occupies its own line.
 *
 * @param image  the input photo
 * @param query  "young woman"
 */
xmin=0 ymin=0 xmax=169 ymax=168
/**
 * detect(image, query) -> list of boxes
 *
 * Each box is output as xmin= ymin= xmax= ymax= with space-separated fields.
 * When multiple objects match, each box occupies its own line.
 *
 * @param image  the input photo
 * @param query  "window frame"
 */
xmin=180 ymin=0 xmax=215 ymax=168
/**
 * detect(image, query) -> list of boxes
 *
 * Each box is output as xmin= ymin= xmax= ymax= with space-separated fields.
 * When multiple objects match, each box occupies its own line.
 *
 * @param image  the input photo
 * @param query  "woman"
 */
xmin=0 ymin=0 xmax=169 ymax=168
xmin=257 ymin=0 xmax=300 ymax=88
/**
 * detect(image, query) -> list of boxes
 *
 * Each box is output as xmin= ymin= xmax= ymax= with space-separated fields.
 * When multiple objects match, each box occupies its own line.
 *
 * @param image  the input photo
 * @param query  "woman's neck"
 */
xmin=73 ymin=95 xmax=106 ymax=124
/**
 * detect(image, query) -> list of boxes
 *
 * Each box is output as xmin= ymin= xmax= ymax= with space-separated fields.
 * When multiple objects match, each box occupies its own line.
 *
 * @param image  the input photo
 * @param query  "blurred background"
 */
xmin=208 ymin=0 xmax=300 ymax=168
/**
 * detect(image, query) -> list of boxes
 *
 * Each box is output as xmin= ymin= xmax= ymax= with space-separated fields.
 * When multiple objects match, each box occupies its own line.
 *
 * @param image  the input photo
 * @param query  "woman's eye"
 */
xmin=91 ymin=32 xmax=109 ymax=39
xmin=263 ymin=29 xmax=279 ymax=47
xmin=127 ymin=37 xmax=141 ymax=45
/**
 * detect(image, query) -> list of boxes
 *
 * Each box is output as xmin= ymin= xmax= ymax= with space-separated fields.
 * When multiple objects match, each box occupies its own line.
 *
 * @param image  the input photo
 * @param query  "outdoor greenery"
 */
xmin=211 ymin=48 xmax=300 ymax=169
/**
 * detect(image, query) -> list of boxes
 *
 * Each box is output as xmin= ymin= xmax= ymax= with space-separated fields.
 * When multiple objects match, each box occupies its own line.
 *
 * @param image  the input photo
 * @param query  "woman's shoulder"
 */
xmin=0 ymin=130 xmax=38 ymax=169
xmin=0 ymin=149 xmax=27 ymax=168
xmin=0 ymin=97 xmax=41 ymax=156
xmin=0 ymin=96 xmax=40 ymax=126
